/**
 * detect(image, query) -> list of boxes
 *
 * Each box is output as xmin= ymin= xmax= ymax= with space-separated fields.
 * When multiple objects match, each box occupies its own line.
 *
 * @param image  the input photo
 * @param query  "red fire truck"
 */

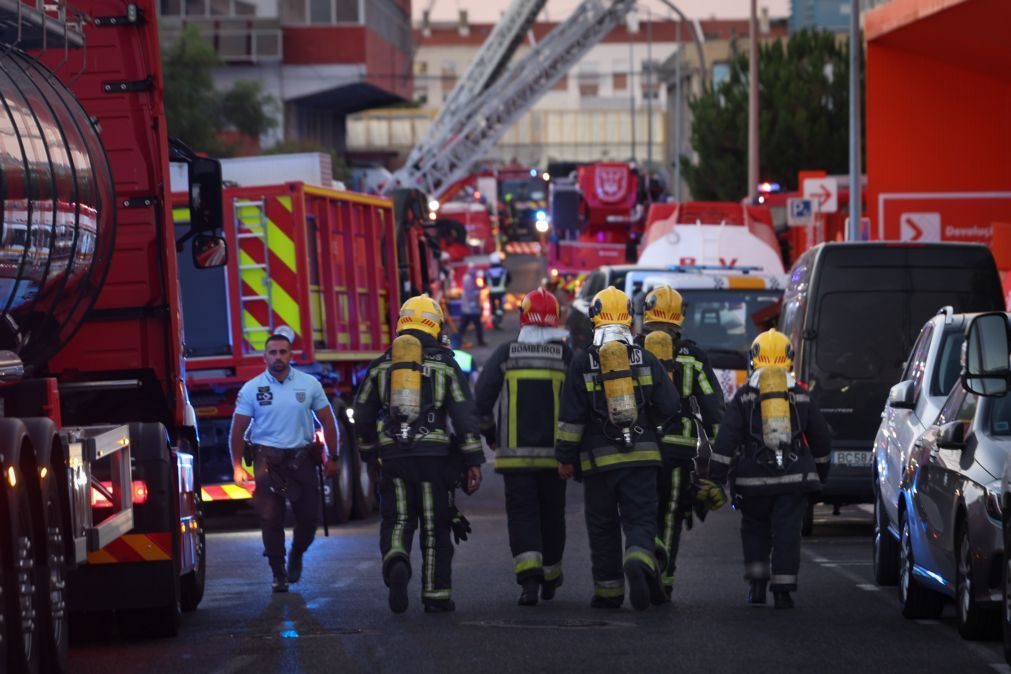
xmin=0 ymin=0 xmax=220 ymax=670
xmin=175 ymin=183 xmax=441 ymax=522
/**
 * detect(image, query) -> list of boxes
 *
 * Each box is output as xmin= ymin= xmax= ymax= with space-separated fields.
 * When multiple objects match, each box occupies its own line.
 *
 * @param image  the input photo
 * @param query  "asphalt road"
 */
xmin=67 ymin=255 xmax=1010 ymax=673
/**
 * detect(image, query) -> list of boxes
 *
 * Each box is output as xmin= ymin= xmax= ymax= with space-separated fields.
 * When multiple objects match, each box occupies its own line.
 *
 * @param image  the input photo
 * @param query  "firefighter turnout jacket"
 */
xmin=709 ymin=371 xmax=831 ymax=495
xmin=555 ymin=342 xmax=680 ymax=475
xmin=636 ymin=336 xmax=725 ymax=460
xmin=353 ymin=330 xmax=484 ymax=467
xmin=475 ymin=339 xmax=573 ymax=471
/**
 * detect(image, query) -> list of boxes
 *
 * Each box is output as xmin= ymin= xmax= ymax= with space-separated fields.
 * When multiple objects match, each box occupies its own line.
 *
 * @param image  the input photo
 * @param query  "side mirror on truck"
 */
xmin=962 ymin=312 xmax=1011 ymax=397
xmin=170 ymin=138 xmax=227 ymax=268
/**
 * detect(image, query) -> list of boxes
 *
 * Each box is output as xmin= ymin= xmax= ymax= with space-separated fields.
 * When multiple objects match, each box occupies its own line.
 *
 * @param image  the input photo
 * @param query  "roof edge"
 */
xmin=865 ymin=0 xmax=971 ymax=42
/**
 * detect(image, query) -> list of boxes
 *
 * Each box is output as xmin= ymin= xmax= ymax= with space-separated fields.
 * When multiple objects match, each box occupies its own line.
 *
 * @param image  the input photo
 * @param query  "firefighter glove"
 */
xmin=449 ymin=505 xmax=471 ymax=544
xmin=696 ymin=479 xmax=728 ymax=511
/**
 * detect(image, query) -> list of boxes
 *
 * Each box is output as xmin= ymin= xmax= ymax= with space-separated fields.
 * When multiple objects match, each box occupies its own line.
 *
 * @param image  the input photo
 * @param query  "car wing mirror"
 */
xmin=962 ymin=312 xmax=1011 ymax=397
xmin=888 ymin=380 xmax=917 ymax=410
xmin=937 ymin=420 xmax=966 ymax=450
xmin=192 ymin=233 xmax=228 ymax=269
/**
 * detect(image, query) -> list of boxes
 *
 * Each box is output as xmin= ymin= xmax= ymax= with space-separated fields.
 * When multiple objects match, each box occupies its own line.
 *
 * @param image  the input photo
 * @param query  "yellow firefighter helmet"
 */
xmin=588 ymin=286 xmax=632 ymax=328
xmin=749 ymin=328 xmax=794 ymax=372
xmin=643 ymin=285 xmax=684 ymax=327
xmin=396 ymin=294 xmax=443 ymax=339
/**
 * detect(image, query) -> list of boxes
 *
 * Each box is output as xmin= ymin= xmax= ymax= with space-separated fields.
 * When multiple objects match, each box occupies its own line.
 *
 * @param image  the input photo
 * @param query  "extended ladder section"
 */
xmin=235 ymin=199 xmax=275 ymax=351
xmin=390 ymin=0 xmax=635 ymax=197
xmin=407 ymin=0 xmax=547 ymax=173
xmin=63 ymin=425 xmax=134 ymax=563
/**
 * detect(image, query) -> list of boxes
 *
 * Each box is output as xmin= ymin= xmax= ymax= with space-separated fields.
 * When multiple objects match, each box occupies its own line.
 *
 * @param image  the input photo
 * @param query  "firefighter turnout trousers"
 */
xmin=656 ymin=456 xmax=694 ymax=592
xmin=584 ymin=466 xmax=659 ymax=602
xmin=740 ymin=492 xmax=807 ymax=592
xmin=379 ymin=457 xmax=454 ymax=603
xmin=504 ymin=472 xmax=566 ymax=587
xmin=253 ymin=445 xmax=320 ymax=573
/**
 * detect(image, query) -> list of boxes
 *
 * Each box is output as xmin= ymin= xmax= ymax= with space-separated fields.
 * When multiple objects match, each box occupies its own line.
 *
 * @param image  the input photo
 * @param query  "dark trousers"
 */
xmin=252 ymin=446 xmax=319 ymax=574
xmin=503 ymin=471 xmax=567 ymax=585
xmin=457 ymin=312 xmax=485 ymax=344
xmin=740 ymin=492 xmax=807 ymax=592
xmin=379 ymin=457 xmax=454 ymax=602
xmin=583 ymin=466 xmax=658 ymax=599
xmin=656 ymin=457 xmax=694 ymax=590
xmin=489 ymin=292 xmax=506 ymax=316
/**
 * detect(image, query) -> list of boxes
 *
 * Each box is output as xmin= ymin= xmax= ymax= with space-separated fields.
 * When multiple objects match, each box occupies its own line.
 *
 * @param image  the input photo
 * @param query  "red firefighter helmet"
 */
xmin=520 ymin=288 xmax=560 ymax=327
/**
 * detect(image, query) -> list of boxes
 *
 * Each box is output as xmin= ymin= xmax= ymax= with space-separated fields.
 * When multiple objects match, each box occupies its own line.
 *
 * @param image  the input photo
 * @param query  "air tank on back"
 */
xmin=0 ymin=48 xmax=116 ymax=371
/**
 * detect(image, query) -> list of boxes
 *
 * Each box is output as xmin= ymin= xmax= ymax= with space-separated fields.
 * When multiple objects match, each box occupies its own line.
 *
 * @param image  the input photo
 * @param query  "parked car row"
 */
xmin=873 ymin=308 xmax=1011 ymax=656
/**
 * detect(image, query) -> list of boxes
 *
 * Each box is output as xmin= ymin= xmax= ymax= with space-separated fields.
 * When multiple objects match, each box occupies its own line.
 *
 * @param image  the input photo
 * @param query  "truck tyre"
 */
xmin=0 ymin=418 xmax=42 ymax=674
xmin=180 ymin=517 xmax=206 ymax=612
xmin=327 ymin=452 xmax=354 ymax=525
xmin=348 ymin=419 xmax=375 ymax=519
xmin=20 ymin=418 xmax=70 ymax=674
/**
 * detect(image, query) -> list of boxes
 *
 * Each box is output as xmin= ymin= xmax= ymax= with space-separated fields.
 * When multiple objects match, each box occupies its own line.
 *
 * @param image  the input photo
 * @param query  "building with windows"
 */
xmin=347 ymin=11 xmax=787 ymax=193
xmin=158 ymin=0 xmax=412 ymax=150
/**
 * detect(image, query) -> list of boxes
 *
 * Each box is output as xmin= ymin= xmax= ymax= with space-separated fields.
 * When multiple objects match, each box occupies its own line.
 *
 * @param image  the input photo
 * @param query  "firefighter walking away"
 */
xmin=555 ymin=286 xmax=680 ymax=611
xmin=475 ymin=287 xmax=572 ymax=606
xmin=353 ymin=295 xmax=485 ymax=614
xmin=709 ymin=329 xmax=832 ymax=608
xmin=636 ymin=285 xmax=725 ymax=600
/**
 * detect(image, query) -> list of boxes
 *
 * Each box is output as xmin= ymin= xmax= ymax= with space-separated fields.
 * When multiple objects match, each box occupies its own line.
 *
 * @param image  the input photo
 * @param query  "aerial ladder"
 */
xmin=409 ymin=0 xmax=548 ymax=176
xmin=390 ymin=0 xmax=636 ymax=198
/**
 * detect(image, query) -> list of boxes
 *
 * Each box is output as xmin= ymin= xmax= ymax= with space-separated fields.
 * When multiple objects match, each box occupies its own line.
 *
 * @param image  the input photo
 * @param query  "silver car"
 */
xmin=873 ymin=307 xmax=970 ymax=586
xmin=897 ymin=384 xmax=1011 ymax=639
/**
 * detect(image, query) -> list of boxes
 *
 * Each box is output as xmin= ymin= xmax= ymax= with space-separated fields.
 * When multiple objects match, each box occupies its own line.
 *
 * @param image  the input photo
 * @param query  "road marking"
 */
xmin=354 ymin=560 xmax=374 ymax=571
xmin=855 ymin=584 xmax=880 ymax=592
xmin=333 ymin=578 xmax=354 ymax=589
xmin=989 ymin=664 xmax=1011 ymax=673
xmin=804 ymin=548 xmax=1004 ymax=666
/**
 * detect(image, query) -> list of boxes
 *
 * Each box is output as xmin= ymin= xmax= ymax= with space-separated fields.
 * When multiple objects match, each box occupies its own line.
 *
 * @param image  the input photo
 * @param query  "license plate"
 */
xmin=833 ymin=450 xmax=872 ymax=467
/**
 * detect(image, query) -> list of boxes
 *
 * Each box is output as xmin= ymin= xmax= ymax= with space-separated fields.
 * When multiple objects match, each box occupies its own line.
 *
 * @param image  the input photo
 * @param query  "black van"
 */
xmin=778 ymin=242 xmax=1004 ymax=511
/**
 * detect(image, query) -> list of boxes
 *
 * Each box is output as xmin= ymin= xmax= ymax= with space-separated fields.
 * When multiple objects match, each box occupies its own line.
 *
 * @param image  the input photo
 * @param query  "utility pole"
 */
xmin=628 ymin=13 xmax=637 ymax=162
xmin=848 ymin=0 xmax=862 ymax=240
xmin=673 ymin=17 xmax=682 ymax=202
xmin=747 ymin=0 xmax=759 ymax=202
xmin=646 ymin=8 xmax=653 ymax=198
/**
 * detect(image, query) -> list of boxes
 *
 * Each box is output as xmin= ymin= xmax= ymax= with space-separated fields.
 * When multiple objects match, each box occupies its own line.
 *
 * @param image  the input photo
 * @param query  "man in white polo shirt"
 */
xmin=230 ymin=332 xmax=339 ymax=592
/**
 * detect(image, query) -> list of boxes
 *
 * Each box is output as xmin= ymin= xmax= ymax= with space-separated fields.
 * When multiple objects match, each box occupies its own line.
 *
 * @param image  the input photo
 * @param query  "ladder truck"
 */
xmin=0 ymin=0 xmax=223 ymax=670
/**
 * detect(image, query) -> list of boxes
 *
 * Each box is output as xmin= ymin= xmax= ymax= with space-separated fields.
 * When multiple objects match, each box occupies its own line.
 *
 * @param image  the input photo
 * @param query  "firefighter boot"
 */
xmin=541 ymin=576 xmax=562 ymax=601
xmin=518 ymin=578 xmax=540 ymax=607
xmin=287 ymin=549 xmax=304 ymax=584
xmin=387 ymin=559 xmax=410 ymax=614
xmin=773 ymin=591 xmax=794 ymax=609
xmin=748 ymin=580 xmax=767 ymax=605
xmin=624 ymin=560 xmax=652 ymax=612
xmin=423 ymin=599 xmax=456 ymax=614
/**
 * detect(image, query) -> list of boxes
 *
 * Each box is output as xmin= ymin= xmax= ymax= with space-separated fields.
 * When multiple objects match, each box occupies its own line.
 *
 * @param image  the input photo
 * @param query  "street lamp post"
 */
xmin=747 ymin=0 xmax=759 ymax=202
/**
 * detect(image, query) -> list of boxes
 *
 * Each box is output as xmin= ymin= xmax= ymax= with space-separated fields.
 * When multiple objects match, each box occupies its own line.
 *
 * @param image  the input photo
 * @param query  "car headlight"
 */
xmin=985 ymin=480 xmax=1002 ymax=520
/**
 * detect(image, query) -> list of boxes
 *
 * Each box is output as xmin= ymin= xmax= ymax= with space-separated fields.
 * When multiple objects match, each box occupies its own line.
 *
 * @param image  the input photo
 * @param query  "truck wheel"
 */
xmin=21 ymin=419 xmax=69 ymax=673
xmin=180 ymin=518 xmax=206 ymax=612
xmin=0 ymin=419 xmax=42 ymax=674
xmin=327 ymin=453 xmax=353 ymax=525
xmin=348 ymin=419 xmax=375 ymax=518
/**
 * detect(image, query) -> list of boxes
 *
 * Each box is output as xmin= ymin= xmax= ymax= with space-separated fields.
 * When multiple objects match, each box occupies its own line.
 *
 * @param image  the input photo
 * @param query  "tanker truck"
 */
xmin=0 ymin=0 xmax=220 ymax=671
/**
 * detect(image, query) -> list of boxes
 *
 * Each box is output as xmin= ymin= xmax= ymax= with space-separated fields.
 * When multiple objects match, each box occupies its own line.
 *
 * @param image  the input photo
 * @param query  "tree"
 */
xmin=681 ymin=29 xmax=856 ymax=201
xmin=221 ymin=80 xmax=279 ymax=139
xmin=163 ymin=25 xmax=223 ymax=154
xmin=163 ymin=26 xmax=280 ymax=155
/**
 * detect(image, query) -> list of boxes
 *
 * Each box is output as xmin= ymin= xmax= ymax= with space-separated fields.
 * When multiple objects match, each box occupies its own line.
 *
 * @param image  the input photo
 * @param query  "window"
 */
xmin=578 ymin=271 xmax=606 ymax=300
xmin=938 ymin=386 xmax=966 ymax=425
xmin=210 ymin=0 xmax=229 ymax=15
xmin=612 ymin=60 xmax=628 ymax=91
xmin=902 ymin=323 xmax=933 ymax=401
xmin=185 ymin=0 xmax=206 ymax=16
xmin=640 ymin=60 xmax=660 ymax=100
xmin=161 ymin=0 xmax=182 ymax=15
xmin=552 ymin=75 xmax=568 ymax=92
xmin=578 ymin=62 xmax=599 ymax=98
xmin=414 ymin=62 xmax=428 ymax=75
xmin=309 ymin=0 xmax=332 ymax=24
xmin=990 ymin=395 xmax=1011 ymax=436
xmin=712 ymin=62 xmax=731 ymax=91
xmin=930 ymin=331 xmax=965 ymax=397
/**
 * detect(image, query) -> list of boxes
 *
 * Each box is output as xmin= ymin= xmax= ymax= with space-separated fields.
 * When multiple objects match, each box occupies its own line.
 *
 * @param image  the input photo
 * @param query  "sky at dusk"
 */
xmin=413 ymin=0 xmax=792 ymax=23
